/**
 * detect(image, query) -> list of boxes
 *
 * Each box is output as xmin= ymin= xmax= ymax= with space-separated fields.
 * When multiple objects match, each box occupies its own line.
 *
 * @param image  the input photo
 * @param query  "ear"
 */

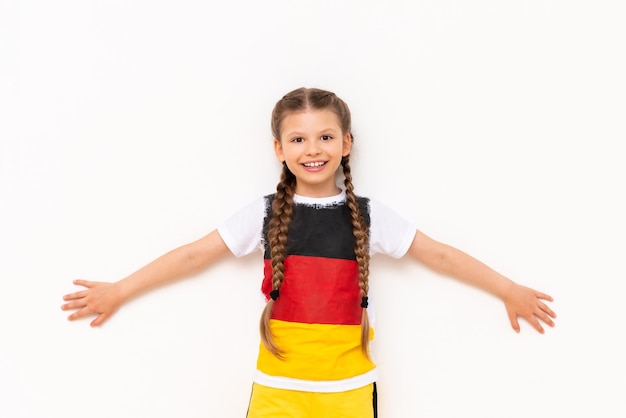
xmin=342 ymin=133 xmax=352 ymax=157
xmin=273 ymin=138 xmax=285 ymax=163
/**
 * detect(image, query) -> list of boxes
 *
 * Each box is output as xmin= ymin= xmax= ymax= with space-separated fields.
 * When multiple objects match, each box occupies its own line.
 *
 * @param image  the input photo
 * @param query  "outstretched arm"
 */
xmin=61 ymin=229 xmax=231 ymax=327
xmin=406 ymin=230 xmax=556 ymax=333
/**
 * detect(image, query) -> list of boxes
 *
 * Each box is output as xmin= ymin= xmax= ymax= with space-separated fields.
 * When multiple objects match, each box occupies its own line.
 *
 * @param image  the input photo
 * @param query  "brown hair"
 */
xmin=260 ymin=87 xmax=372 ymax=356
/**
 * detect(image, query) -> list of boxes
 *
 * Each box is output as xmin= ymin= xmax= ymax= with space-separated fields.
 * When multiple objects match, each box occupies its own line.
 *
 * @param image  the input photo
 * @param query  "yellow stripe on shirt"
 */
xmin=257 ymin=319 xmax=375 ymax=381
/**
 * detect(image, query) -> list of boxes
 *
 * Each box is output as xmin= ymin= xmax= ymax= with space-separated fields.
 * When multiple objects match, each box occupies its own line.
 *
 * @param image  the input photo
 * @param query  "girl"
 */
xmin=61 ymin=87 xmax=556 ymax=417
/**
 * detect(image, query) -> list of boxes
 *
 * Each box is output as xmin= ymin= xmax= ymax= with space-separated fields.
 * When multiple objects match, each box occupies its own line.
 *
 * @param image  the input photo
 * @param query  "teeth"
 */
xmin=304 ymin=162 xmax=325 ymax=167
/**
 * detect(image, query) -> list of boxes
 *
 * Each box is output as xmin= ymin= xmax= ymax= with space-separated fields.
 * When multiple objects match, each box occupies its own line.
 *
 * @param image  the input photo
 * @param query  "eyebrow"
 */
xmin=283 ymin=128 xmax=340 ymax=137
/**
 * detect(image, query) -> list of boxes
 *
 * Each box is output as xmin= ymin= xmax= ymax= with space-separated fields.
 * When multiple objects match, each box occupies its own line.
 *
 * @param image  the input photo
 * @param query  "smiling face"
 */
xmin=274 ymin=109 xmax=352 ymax=197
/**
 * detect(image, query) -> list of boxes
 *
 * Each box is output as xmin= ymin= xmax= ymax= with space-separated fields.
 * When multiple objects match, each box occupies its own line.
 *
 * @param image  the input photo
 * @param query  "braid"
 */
xmin=259 ymin=163 xmax=296 ymax=356
xmin=342 ymin=153 xmax=372 ymax=356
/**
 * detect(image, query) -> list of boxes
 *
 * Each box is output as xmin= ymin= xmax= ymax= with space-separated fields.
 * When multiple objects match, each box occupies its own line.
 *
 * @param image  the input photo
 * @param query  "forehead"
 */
xmin=280 ymin=109 xmax=342 ymax=136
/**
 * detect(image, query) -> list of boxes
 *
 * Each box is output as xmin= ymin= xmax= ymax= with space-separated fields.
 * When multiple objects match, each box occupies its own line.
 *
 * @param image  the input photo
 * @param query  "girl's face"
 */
xmin=274 ymin=109 xmax=352 ymax=198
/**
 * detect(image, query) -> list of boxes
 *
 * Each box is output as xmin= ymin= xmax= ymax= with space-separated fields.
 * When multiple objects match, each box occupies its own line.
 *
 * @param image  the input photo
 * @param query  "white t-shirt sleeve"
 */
xmin=369 ymin=198 xmax=417 ymax=258
xmin=217 ymin=197 xmax=266 ymax=257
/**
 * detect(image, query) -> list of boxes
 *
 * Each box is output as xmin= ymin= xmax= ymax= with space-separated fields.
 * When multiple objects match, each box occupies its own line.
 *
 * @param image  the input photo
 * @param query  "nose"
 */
xmin=305 ymin=139 xmax=321 ymax=156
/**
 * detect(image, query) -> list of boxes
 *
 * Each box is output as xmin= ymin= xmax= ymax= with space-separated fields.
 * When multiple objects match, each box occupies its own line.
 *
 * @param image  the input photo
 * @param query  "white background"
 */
xmin=1 ymin=1 xmax=625 ymax=417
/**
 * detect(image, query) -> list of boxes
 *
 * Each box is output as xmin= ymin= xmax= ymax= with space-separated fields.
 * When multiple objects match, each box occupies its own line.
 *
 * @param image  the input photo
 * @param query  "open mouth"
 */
xmin=303 ymin=161 xmax=327 ymax=168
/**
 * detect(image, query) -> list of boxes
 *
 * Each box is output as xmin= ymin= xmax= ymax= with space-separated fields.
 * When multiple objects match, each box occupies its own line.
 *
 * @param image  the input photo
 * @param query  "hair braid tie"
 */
xmin=270 ymin=289 xmax=280 ymax=301
xmin=361 ymin=296 xmax=369 ymax=308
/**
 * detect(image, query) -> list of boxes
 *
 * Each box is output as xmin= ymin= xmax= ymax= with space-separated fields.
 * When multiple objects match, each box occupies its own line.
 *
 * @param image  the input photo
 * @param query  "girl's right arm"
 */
xmin=61 ymin=229 xmax=231 ymax=327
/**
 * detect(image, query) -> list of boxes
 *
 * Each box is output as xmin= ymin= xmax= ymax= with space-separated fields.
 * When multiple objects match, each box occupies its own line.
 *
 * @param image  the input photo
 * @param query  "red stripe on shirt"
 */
xmin=262 ymin=255 xmax=362 ymax=325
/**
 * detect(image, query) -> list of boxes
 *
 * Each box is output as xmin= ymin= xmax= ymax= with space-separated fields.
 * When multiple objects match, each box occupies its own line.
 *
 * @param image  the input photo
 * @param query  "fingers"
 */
xmin=72 ymin=279 xmax=98 ymax=289
xmin=507 ymin=289 xmax=557 ymax=333
xmin=91 ymin=312 xmax=111 ymax=327
xmin=61 ymin=288 xmax=89 ymax=312
xmin=65 ymin=306 xmax=90 ymax=321
xmin=62 ymin=293 xmax=95 ymax=320
xmin=61 ymin=279 xmax=97 ymax=303
xmin=61 ymin=280 xmax=116 ymax=326
xmin=538 ymin=300 xmax=557 ymax=320
xmin=61 ymin=281 xmax=93 ymax=321
xmin=527 ymin=315 xmax=546 ymax=334
xmin=62 ymin=290 xmax=88 ymax=302
xmin=508 ymin=311 xmax=521 ymax=333
xmin=535 ymin=303 xmax=556 ymax=329
xmin=61 ymin=299 xmax=85 ymax=313
xmin=535 ymin=290 xmax=554 ymax=303
xmin=532 ymin=296 xmax=556 ymax=330
xmin=63 ymin=301 xmax=104 ymax=323
xmin=519 ymin=303 xmax=555 ymax=333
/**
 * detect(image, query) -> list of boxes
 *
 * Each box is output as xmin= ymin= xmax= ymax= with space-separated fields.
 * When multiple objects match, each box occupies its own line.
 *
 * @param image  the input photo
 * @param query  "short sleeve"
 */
xmin=369 ymin=199 xmax=417 ymax=258
xmin=217 ymin=197 xmax=266 ymax=257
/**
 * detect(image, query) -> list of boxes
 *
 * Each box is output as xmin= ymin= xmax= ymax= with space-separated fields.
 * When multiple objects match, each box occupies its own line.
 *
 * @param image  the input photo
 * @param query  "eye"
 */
xmin=321 ymin=135 xmax=333 ymax=141
xmin=291 ymin=137 xmax=304 ymax=143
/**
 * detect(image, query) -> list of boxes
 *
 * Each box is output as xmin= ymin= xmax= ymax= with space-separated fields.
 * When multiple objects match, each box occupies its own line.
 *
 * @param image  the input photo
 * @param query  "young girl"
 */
xmin=61 ymin=87 xmax=556 ymax=417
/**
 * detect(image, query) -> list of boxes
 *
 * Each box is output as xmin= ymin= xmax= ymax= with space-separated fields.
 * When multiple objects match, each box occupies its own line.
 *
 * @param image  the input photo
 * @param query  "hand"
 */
xmin=61 ymin=280 xmax=122 ymax=327
xmin=502 ymin=283 xmax=556 ymax=333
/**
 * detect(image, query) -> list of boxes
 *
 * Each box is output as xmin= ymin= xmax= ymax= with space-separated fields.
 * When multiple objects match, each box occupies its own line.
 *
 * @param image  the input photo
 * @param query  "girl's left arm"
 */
xmin=406 ymin=230 xmax=556 ymax=333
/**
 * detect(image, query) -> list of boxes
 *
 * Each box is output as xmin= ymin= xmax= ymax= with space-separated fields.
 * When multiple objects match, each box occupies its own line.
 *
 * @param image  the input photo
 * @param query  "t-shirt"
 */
xmin=217 ymin=189 xmax=416 ymax=392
